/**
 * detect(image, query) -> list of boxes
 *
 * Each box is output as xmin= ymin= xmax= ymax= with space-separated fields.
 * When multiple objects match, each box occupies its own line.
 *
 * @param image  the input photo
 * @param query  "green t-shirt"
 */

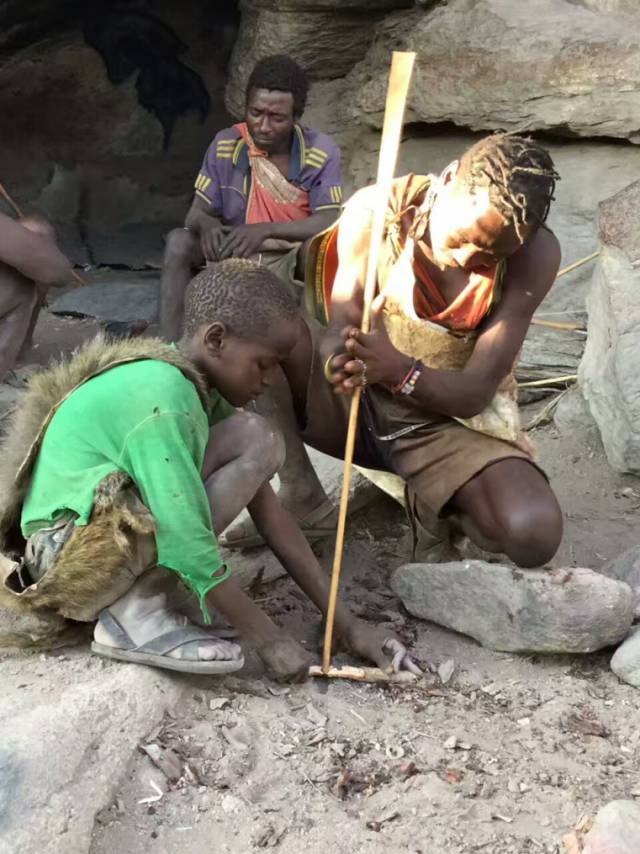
xmin=21 ymin=359 xmax=236 ymax=612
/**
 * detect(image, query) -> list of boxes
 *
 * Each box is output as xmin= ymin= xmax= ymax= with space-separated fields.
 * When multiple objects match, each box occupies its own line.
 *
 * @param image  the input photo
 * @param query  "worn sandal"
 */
xmin=91 ymin=609 xmax=244 ymax=675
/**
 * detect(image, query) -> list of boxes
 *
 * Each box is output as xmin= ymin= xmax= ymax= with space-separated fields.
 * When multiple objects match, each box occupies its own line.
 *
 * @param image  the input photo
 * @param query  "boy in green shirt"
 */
xmin=0 ymin=259 xmax=411 ymax=682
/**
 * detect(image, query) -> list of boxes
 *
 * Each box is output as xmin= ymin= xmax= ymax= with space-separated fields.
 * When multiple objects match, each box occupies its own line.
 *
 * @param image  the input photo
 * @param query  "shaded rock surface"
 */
xmin=580 ymin=181 xmax=640 ymax=473
xmin=0 ymin=655 xmax=184 ymax=854
xmin=345 ymin=0 xmax=640 ymax=142
xmin=224 ymin=0 xmax=406 ymax=117
xmin=600 ymin=546 xmax=640 ymax=618
xmin=391 ymin=561 xmax=634 ymax=653
xmin=610 ymin=626 xmax=640 ymax=688
xmin=582 ymin=800 xmax=640 ymax=854
xmin=50 ymin=278 xmax=160 ymax=324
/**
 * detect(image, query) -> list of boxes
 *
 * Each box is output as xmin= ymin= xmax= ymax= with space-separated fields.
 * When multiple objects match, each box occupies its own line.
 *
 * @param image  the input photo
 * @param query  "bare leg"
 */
xmin=448 ymin=458 xmax=563 ymax=568
xmin=159 ymin=228 xmax=204 ymax=341
xmin=93 ymin=412 xmax=286 ymax=663
xmin=221 ymin=373 xmax=336 ymax=548
xmin=0 ymin=263 xmax=39 ymax=382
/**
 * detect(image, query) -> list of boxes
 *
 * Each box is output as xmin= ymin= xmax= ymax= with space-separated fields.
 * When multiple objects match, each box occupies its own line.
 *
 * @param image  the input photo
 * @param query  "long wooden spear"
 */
xmin=320 ymin=51 xmax=416 ymax=675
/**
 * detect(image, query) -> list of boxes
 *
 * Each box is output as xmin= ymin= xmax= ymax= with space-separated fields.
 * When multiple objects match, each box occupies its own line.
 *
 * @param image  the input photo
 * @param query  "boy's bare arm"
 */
xmin=247 ymin=482 xmax=403 ymax=668
xmin=205 ymin=574 xmax=313 ymax=681
xmin=0 ymin=212 xmax=71 ymax=286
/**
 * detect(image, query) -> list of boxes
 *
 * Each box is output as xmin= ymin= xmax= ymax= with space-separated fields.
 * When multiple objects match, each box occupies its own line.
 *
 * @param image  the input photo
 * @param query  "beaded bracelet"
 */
xmin=398 ymin=361 xmax=423 ymax=396
xmin=391 ymin=358 xmax=417 ymax=394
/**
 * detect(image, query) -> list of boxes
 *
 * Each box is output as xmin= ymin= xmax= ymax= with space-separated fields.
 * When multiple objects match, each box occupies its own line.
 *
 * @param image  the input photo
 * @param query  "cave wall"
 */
xmin=0 ymin=0 xmax=239 ymax=267
xmin=1 ymin=0 xmax=640 ymax=269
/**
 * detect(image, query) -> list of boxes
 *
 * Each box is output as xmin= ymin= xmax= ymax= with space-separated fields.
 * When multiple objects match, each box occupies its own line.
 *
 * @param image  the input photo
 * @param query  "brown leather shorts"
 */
xmin=300 ymin=318 xmax=538 ymax=516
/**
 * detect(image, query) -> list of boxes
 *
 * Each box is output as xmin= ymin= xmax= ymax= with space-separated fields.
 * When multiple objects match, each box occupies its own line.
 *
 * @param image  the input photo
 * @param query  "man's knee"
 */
xmin=236 ymin=412 xmax=286 ymax=479
xmin=164 ymin=228 xmax=198 ymax=265
xmin=497 ymin=501 xmax=563 ymax=568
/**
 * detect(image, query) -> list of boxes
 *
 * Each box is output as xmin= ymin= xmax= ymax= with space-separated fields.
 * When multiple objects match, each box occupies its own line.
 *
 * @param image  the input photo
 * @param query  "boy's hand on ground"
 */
xmin=259 ymin=634 xmax=314 ymax=683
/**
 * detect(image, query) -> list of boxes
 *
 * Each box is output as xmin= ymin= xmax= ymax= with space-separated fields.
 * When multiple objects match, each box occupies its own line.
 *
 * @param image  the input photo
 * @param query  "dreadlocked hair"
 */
xmin=182 ymin=259 xmax=298 ymax=339
xmin=457 ymin=133 xmax=560 ymax=242
xmin=246 ymin=54 xmax=309 ymax=117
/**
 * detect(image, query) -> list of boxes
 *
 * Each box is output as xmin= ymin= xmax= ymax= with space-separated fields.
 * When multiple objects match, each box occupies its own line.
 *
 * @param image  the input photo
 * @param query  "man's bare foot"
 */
xmin=220 ymin=496 xmax=337 ymax=550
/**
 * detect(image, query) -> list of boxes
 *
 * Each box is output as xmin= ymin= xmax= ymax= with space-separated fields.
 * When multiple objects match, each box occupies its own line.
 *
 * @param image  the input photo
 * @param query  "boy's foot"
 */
xmin=220 ymin=497 xmax=337 ymax=550
xmin=92 ymin=606 xmax=244 ymax=675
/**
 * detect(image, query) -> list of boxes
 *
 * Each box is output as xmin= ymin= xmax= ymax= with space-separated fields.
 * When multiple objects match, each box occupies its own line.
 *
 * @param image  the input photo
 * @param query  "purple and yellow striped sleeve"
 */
xmin=193 ymin=138 xmax=223 ymax=210
xmin=306 ymin=138 xmax=343 ymax=214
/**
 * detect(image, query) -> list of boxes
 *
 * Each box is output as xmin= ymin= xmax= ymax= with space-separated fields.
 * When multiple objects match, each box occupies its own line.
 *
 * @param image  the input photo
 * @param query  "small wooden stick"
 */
xmin=321 ymin=51 xmax=416 ymax=674
xmin=0 ymin=181 xmax=23 ymax=218
xmin=556 ymin=250 xmax=600 ymax=279
xmin=530 ymin=318 xmax=585 ymax=332
xmin=0 ymin=179 xmax=87 ymax=287
xmin=309 ymin=665 xmax=418 ymax=684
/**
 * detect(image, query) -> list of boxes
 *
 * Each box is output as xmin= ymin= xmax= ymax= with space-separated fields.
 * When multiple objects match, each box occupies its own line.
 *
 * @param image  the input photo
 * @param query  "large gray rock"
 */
xmin=580 ymin=181 xmax=640 ymax=473
xmin=571 ymin=0 xmax=640 ymax=12
xmin=224 ymin=0 xmax=408 ymax=118
xmin=346 ymin=0 xmax=640 ymax=143
xmin=392 ymin=561 xmax=634 ymax=653
xmin=611 ymin=626 xmax=640 ymax=687
xmin=600 ymin=547 xmax=640 ymax=618
xmin=582 ymin=800 xmax=640 ymax=854
xmin=0 ymin=657 xmax=184 ymax=854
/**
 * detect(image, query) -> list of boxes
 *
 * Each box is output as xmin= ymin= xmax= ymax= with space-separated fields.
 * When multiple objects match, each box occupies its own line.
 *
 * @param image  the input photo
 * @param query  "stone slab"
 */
xmin=392 ymin=561 xmax=634 ymax=653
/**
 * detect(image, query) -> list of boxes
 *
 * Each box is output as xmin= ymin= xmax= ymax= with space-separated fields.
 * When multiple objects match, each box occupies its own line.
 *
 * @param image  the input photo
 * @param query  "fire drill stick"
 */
xmin=320 ymin=51 xmax=416 ymax=674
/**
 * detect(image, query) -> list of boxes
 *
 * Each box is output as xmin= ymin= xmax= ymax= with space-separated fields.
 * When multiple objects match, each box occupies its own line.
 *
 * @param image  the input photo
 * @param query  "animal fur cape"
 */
xmin=0 ymin=334 xmax=209 ymax=648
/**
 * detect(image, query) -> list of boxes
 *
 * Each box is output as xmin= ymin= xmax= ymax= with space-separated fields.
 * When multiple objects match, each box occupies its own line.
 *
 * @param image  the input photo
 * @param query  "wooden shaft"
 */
xmin=556 ymin=250 xmax=600 ymax=279
xmin=321 ymin=51 xmax=415 ymax=674
xmin=0 ymin=181 xmax=23 ymax=218
xmin=530 ymin=318 xmax=585 ymax=331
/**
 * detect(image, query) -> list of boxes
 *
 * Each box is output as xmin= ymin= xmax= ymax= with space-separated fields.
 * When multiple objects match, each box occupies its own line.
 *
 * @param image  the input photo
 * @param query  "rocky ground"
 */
xmin=1 ymin=304 xmax=640 ymax=854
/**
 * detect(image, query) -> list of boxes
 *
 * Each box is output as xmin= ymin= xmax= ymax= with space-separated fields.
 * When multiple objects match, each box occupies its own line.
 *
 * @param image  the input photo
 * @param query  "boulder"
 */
xmin=0 ymin=657 xmax=184 ymax=854
xmin=611 ymin=626 xmax=640 ymax=687
xmin=391 ymin=561 xmax=634 ymax=653
xmin=580 ymin=181 xmax=640 ymax=473
xmin=571 ymin=0 xmax=640 ymax=12
xmin=554 ymin=388 xmax=600 ymax=446
xmin=346 ymin=0 xmax=640 ymax=143
xmin=600 ymin=547 xmax=640 ymax=618
xmin=582 ymin=800 xmax=640 ymax=854
xmin=224 ymin=0 xmax=407 ymax=118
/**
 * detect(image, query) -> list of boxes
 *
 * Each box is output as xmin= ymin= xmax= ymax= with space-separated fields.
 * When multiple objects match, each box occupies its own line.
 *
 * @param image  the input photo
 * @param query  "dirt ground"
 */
xmin=5 ymin=305 xmax=640 ymax=854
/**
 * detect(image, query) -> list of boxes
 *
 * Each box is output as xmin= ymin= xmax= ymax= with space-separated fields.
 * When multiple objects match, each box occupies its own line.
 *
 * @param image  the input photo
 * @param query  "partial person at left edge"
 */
xmin=0 ymin=212 xmax=72 ymax=381
xmin=159 ymin=53 xmax=343 ymax=342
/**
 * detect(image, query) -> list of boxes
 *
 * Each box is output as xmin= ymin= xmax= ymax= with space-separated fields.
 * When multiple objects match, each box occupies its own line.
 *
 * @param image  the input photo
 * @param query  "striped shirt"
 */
xmin=193 ymin=124 xmax=342 ymax=226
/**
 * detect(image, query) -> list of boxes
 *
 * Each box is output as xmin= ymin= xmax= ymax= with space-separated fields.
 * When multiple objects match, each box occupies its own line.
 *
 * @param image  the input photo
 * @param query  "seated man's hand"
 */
xmin=259 ymin=633 xmax=314 ymax=683
xmin=200 ymin=220 xmax=226 ymax=262
xmin=219 ymin=223 xmax=272 ymax=260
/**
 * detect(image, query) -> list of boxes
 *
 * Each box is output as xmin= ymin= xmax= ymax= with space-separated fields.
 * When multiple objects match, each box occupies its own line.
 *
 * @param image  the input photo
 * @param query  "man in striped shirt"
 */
xmin=160 ymin=54 xmax=342 ymax=342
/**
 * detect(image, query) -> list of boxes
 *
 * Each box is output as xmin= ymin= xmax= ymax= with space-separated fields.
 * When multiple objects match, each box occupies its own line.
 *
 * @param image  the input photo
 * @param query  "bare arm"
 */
xmin=337 ymin=224 xmax=561 ymax=419
xmin=184 ymin=194 xmax=224 ymax=234
xmin=0 ymin=212 xmax=71 ymax=286
xmin=268 ymin=209 xmax=338 ymax=243
xmin=247 ymin=482 xmax=400 ymax=668
xmin=218 ymin=208 xmax=339 ymax=261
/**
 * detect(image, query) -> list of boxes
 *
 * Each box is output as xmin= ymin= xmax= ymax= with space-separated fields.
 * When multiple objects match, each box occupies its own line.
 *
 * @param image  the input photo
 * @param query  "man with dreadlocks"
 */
xmin=282 ymin=133 xmax=564 ymax=569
